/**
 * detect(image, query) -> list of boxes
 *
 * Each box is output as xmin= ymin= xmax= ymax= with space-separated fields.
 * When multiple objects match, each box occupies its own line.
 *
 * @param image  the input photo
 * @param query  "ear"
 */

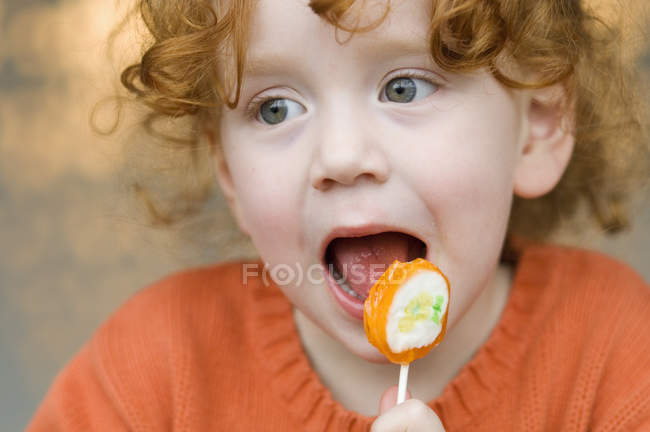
xmin=205 ymin=130 xmax=250 ymax=236
xmin=513 ymin=84 xmax=575 ymax=198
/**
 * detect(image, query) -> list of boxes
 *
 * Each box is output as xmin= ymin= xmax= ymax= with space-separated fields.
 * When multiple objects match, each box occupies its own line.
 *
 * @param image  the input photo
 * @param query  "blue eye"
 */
xmin=383 ymin=77 xmax=438 ymax=103
xmin=258 ymin=98 xmax=305 ymax=125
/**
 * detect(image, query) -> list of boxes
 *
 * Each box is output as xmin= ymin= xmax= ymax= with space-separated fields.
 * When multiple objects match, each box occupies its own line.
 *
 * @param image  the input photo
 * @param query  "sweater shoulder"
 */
xmin=525 ymin=243 xmax=649 ymax=308
xmin=519 ymin=244 xmax=650 ymax=429
xmin=86 ymin=260 xmax=258 ymax=427
xmin=28 ymin=260 xmax=259 ymax=430
xmin=544 ymin=244 xmax=648 ymax=340
xmin=92 ymin=261 xmax=248 ymax=347
xmin=102 ymin=259 xmax=255 ymax=333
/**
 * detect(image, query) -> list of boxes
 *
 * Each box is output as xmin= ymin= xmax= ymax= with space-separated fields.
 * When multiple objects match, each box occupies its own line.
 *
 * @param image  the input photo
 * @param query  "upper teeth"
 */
xmin=332 ymin=267 xmax=364 ymax=300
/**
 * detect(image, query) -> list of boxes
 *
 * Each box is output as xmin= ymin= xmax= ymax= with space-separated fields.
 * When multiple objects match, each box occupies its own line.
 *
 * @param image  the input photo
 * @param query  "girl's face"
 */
xmin=218 ymin=0 xmax=530 ymax=362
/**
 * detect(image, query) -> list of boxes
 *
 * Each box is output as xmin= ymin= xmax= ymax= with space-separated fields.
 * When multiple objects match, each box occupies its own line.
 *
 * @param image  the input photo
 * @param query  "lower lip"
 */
xmin=323 ymin=262 xmax=365 ymax=320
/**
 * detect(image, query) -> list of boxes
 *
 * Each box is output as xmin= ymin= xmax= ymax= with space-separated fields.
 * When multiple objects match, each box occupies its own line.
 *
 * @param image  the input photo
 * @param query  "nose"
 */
xmin=309 ymin=104 xmax=391 ymax=191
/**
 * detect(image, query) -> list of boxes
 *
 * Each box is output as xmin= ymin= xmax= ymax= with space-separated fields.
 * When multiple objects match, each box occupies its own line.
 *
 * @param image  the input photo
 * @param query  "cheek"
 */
xmin=225 ymin=144 xmax=305 ymax=259
xmin=409 ymin=103 xmax=520 ymax=209
xmin=404 ymin=91 xmax=522 ymax=272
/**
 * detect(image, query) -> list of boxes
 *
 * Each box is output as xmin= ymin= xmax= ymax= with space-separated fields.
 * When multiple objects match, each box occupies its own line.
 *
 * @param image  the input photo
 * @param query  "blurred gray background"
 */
xmin=1 ymin=0 xmax=648 ymax=431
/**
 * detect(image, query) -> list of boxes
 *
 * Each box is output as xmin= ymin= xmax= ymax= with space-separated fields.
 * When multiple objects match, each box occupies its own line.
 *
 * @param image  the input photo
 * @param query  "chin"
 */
xmin=341 ymin=335 xmax=392 ymax=364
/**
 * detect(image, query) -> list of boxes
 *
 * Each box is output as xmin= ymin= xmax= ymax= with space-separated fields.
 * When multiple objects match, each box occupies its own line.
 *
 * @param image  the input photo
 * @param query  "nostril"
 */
xmin=312 ymin=174 xmax=376 ymax=191
xmin=313 ymin=177 xmax=334 ymax=191
xmin=312 ymin=170 xmax=389 ymax=192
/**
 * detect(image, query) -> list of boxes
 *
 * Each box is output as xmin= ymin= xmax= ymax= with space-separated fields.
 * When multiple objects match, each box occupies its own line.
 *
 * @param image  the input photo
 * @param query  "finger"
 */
xmin=372 ymin=399 xmax=445 ymax=432
xmin=379 ymin=385 xmax=412 ymax=414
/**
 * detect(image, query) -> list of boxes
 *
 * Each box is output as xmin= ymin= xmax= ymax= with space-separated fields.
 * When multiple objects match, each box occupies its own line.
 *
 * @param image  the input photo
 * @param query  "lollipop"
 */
xmin=363 ymin=258 xmax=450 ymax=403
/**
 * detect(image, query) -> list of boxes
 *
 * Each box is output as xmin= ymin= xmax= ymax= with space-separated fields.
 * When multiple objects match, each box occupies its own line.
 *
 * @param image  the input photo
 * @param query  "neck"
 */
xmin=293 ymin=262 xmax=514 ymax=416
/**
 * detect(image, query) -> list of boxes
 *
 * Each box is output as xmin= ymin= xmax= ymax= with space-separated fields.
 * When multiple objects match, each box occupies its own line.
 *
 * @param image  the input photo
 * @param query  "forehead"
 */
xmin=244 ymin=0 xmax=432 ymax=75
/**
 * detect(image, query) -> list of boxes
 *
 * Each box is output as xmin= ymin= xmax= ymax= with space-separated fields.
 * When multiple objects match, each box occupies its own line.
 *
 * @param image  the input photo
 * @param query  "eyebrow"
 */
xmin=244 ymin=37 xmax=432 ymax=78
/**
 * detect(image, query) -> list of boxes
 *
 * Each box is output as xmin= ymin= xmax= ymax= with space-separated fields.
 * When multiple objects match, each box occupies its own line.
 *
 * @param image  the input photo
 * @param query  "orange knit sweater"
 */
xmin=27 ymin=244 xmax=650 ymax=431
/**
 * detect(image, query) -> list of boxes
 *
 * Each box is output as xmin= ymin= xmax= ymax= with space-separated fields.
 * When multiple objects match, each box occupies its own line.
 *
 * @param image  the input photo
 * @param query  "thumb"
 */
xmin=379 ymin=385 xmax=412 ymax=414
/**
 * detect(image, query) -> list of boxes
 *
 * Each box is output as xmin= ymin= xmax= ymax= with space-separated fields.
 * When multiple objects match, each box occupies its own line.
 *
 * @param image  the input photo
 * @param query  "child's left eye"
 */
xmin=381 ymin=76 xmax=439 ymax=103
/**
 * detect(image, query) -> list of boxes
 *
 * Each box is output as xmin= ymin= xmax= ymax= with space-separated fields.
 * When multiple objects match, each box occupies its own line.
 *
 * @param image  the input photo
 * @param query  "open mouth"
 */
xmin=324 ymin=231 xmax=427 ymax=303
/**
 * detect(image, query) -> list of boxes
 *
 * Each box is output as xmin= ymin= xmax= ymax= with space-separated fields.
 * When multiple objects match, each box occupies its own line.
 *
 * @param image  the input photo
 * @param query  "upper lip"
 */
xmin=319 ymin=223 xmax=428 ymax=264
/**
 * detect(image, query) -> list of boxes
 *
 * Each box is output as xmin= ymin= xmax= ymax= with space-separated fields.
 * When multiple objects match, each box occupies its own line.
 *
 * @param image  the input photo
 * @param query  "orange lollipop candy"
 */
xmin=364 ymin=258 xmax=450 ymax=402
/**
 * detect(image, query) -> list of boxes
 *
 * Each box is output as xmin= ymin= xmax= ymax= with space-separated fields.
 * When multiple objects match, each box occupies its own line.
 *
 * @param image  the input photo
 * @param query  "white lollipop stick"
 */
xmin=397 ymin=363 xmax=409 ymax=404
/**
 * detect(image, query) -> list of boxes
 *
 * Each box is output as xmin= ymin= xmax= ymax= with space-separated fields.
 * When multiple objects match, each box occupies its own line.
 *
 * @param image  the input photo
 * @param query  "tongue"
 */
xmin=330 ymin=232 xmax=417 ymax=299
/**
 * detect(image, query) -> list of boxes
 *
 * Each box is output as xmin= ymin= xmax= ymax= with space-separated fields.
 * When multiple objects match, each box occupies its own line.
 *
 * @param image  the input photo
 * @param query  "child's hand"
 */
xmin=371 ymin=386 xmax=446 ymax=432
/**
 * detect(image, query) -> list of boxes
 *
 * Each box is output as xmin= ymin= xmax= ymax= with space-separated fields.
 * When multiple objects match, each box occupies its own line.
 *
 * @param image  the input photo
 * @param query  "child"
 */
xmin=28 ymin=0 xmax=649 ymax=430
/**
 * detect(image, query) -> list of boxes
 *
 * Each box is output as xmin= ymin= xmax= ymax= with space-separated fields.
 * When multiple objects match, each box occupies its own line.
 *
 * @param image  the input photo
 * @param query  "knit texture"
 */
xmin=27 ymin=243 xmax=650 ymax=431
